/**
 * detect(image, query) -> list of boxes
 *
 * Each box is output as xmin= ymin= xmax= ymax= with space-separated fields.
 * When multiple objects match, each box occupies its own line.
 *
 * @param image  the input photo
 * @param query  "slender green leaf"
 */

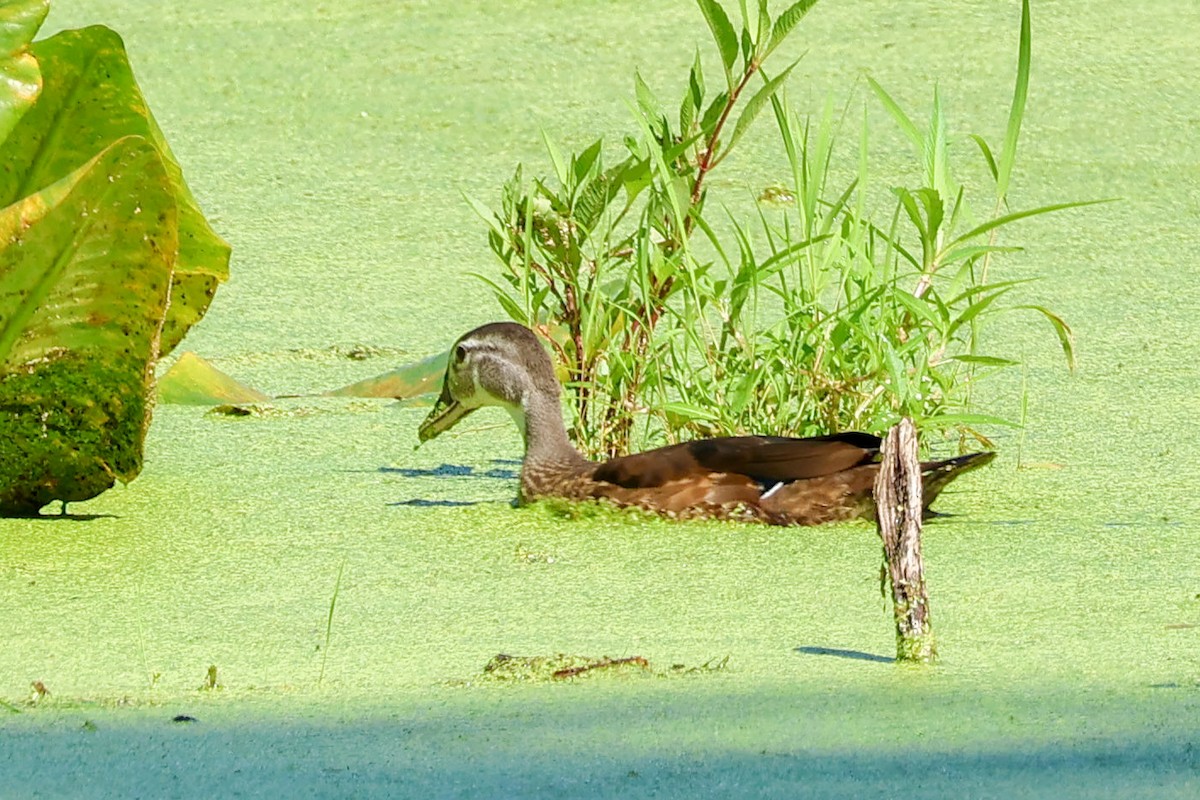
xmin=926 ymin=86 xmax=949 ymax=200
xmin=768 ymin=0 xmax=818 ymax=56
xmin=997 ymin=0 xmax=1032 ymax=198
xmin=572 ymin=138 xmax=603 ymax=184
xmin=867 ymin=77 xmax=922 ymax=150
xmin=893 ymin=289 xmax=942 ymax=330
xmin=540 ymin=129 xmax=568 ymax=186
xmin=690 ymin=50 xmax=705 ymax=105
xmin=893 ymin=187 xmax=927 ymax=241
xmin=1016 ymin=304 xmax=1076 ymax=370
xmin=662 ymin=400 xmax=721 ymax=423
xmin=969 ymin=133 xmax=999 ymax=182
xmin=755 ymin=0 xmax=770 ymax=54
xmin=463 ymin=193 xmax=503 ymax=235
xmin=700 ymin=90 xmax=729 ymax=134
xmin=948 ymin=199 xmax=1112 ymax=248
xmin=679 ymin=85 xmax=696 ymax=136
xmin=696 ymin=0 xmax=739 ymax=77
xmin=472 ymin=273 xmax=528 ymax=325
xmin=946 ymin=287 xmax=1014 ymax=338
xmin=634 ymin=70 xmax=665 ymax=135
xmin=915 ymin=187 xmax=944 ymax=245
xmin=938 ymin=243 xmax=1022 ymax=266
xmin=949 ymin=355 xmax=1019 ymax=367
xmin=724 ymin=60 xmax=799 ymax=157
xmin=924 ymin=412 xmax=1020 ymax=428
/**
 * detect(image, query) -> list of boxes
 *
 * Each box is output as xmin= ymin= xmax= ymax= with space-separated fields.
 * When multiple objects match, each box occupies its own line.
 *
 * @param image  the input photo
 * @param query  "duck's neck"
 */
xmin=511 ymin=390 xmax=590 ymax=472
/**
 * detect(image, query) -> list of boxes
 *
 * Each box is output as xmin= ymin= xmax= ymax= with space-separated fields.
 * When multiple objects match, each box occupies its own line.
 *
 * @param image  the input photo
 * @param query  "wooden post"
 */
xmin=874 ymin=418 xmax=936 ymax=663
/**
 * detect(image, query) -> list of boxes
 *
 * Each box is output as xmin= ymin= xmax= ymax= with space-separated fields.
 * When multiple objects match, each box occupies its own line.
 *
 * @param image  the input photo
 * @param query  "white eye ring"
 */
xmin=455 ymin=344 xmax=467 ymax=363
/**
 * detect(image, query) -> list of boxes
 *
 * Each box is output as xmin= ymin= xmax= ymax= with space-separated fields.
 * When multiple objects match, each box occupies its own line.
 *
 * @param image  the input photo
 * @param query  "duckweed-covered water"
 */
xmin=2 ymin=1 xmax=1198 ymax=796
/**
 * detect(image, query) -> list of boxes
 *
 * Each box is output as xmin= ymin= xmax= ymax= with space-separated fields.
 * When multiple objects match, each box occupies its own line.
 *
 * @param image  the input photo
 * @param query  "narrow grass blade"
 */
xmin=997 ymin=0 xmax=1032 ymax=198
xmin=949 ymin=355 xmax=1019 ymax=367
xmin=969 ymin=133 xmax=999 ymax=182
xmin=1016 ymin=304 xmax=1076 ymax=370
xmin=318 ymin=558 xmax=347 ymax=686
xmin=948 ymin=199 xmax=1112 ymax=248
xmin=946 ymin=286 xmax=1014 ymax=336
xmin=867 ymin=77 xmax=922 ymax=150
xmin=925 ymin=412 xmax=1019 ymax=428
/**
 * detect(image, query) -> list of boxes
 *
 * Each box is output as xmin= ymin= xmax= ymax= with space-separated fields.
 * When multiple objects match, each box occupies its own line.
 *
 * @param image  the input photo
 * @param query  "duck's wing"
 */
xmin=592 ymin=433 xmax=881 ymax=489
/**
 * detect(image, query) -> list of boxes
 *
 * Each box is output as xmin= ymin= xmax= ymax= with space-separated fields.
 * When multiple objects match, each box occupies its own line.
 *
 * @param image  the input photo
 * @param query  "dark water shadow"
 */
xmin=1 ymin=512 xmax=118 ymax=522
xmin=388 ymin=498 xmax=481 ymax=508
xmin=795 ymin=646 xmax=893 ymax=664
xmin=378 ymin=463 xmax=519 ymax=480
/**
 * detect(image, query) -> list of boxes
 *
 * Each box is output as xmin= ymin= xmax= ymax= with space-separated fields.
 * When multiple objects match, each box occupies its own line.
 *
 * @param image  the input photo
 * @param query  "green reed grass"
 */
xmin=476 ymin=0 xmax=1093 ymax=458
xmin=318 ymin=558 xmax=346 ymax=686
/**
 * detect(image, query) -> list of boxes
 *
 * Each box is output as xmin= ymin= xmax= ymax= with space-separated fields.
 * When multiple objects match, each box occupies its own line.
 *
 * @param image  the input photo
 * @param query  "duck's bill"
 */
xmin=418 ymin=389 xmax=476 ymax=443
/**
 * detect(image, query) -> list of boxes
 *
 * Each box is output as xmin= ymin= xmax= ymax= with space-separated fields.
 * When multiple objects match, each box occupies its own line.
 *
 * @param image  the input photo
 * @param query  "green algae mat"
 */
xmin=2 ymin=1 xmax=1198 ymax=797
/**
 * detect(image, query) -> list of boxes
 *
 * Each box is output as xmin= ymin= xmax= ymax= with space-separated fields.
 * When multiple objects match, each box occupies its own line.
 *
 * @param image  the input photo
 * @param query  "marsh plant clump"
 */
xmin=475 ymin=0 xmax=1093 ymax=459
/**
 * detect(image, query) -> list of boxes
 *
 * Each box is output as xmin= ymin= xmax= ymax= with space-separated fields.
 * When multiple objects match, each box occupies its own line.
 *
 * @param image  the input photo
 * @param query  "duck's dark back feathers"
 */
xmin=592 ymin=433 xmax=881 ymax=489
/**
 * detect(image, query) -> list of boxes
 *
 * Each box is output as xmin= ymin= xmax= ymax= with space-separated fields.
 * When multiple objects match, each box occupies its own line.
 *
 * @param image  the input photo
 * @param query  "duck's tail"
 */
xmin=919 ymin=451 xmax=996 ymax=512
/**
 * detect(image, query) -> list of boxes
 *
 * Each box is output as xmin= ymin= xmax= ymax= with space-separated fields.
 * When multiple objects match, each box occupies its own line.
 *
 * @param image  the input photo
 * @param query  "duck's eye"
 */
xmin=455 ymin=344 xmax=467 ymax=363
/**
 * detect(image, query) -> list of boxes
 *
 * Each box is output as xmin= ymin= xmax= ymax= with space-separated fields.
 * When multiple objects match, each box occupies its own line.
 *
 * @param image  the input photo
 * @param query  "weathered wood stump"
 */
xmin=874 ymin=418 xmax=936 ymax=663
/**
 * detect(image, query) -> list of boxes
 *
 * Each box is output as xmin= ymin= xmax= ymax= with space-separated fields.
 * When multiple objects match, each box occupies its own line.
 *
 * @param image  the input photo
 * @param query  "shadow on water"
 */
xmin=382 ymin=460 xmax=519 ymax=508
xmin=795 ymin=646 xmax=893 ymax=664
xmin=378 ymin=462 xmax=520 ymax=480
xmin=2 ymin=692 xmax=1196 ymax=799
xmin=1 ymin=512 xmax=118 ymax=522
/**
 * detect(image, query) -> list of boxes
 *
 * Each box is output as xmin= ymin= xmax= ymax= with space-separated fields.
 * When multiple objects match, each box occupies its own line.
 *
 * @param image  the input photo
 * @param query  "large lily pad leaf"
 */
xmin=157 ymin=352 xmax=270 ymax=405
xmin=0 ymin=135 xmax=177 ymax=514
xmin=0 ymin=0 xmax=47 ymax=142
xmin=0 ymin=24 xmax=229 ymax=355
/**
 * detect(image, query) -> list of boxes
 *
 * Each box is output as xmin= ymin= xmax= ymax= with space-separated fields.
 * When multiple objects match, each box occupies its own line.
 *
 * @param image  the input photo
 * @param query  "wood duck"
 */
xmin=417 ymin=322 xmax=994 ymax=525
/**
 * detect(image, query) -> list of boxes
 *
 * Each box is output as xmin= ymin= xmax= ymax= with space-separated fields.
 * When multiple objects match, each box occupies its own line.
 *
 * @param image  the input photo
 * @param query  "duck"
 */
xmin=417 ymin=322 xmax=994 ymax=525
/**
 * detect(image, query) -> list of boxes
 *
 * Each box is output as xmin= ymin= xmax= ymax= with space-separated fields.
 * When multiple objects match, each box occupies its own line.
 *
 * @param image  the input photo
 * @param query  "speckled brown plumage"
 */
xmin=417 ymin=322 xmax=994 ymax=526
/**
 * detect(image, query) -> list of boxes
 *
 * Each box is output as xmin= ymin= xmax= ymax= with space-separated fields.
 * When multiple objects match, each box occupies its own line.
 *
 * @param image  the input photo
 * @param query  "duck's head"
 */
xmin=418 ymin=322 xmax=561 ymax=443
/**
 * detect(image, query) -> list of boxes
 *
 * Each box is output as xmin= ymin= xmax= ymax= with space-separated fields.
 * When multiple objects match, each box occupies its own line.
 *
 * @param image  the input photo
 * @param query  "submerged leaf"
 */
xmin=325 ymin=351 xmax=450 ymax=399
xmin=157 ymin=352 xmax=270 ymax=405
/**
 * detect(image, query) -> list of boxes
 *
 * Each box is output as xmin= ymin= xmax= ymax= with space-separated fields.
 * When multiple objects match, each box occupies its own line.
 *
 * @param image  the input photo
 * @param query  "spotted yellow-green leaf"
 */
xmin=0 ymin=25 xmax=229 ymax=356
xmin=0 ymin=0 xmax=47 ymax=142
xmin=0 ymin=136 xmax=177 ymax=514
